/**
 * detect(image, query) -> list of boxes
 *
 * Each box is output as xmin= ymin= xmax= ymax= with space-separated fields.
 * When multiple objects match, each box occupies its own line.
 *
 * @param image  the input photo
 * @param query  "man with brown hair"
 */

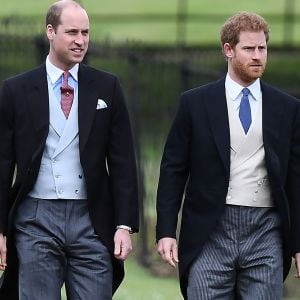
xmin=0 ymin=1 xmax=139 ymax=299
xmin=156 ymin=12 xmax=300 ymax=299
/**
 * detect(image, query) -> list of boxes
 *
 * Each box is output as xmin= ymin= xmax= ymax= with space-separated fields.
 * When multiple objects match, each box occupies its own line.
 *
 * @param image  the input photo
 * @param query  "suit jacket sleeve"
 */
xmin=0 ymin=81 xmax=16 ymax=234
xmin=287 ymin=101 xmax=300 ymax=254
xmin=107 ymin=78 xmax=139 ymax=232
xmin=156 ymin=93 xmax=191 ymax=241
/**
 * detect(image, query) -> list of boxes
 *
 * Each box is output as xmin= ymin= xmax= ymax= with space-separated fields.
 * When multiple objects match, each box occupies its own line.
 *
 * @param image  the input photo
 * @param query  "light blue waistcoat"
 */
xmin=29 ymin=80 xmax=87 ymax=199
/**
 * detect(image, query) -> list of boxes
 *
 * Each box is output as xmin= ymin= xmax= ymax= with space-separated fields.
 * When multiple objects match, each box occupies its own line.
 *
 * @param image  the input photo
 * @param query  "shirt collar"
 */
xmin=46 ymin=56 xmax=79 ymax=84
xmin=225 ymin=73 xmax=261 ymax=101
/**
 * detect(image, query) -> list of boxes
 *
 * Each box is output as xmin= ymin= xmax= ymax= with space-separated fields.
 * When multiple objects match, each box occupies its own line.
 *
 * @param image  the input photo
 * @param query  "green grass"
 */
xmin=1 ymin=0 xmax=300 ymax=45
xmin=114 ymin=259 xmax=182 ymax=300
xmin=285 ymin=266 xmax=300 ymax=300
xmin=0 ymin=0 xmax=297 ymax=15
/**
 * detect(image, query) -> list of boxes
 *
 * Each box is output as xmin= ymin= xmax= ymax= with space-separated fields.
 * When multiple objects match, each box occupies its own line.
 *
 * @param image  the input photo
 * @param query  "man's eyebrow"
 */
xmin=65 ymin=28 xmax=89 ymax=31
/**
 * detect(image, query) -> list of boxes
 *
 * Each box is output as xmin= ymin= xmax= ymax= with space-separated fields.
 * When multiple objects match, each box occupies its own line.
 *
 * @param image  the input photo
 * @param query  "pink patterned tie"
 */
xmin=60 ymin=72 xmax=74 ymax=119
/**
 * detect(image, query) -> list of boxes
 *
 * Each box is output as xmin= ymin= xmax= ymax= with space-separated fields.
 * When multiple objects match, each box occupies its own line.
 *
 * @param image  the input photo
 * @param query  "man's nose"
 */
xmin=253 ymin=48 xmax=262 ymax=59
xmin=75 ymin=34 xmax=85 ymax=45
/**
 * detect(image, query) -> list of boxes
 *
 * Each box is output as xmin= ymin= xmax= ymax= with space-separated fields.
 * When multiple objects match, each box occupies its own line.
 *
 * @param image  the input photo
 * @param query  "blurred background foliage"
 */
xmin=1 ymin=1 xmax=300 ymax=299
xmin=1 ymin=0 xmax=300 ymax=45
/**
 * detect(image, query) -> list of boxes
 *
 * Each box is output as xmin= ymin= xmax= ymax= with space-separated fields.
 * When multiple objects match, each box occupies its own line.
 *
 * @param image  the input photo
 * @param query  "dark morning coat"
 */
xmin=0 ymin=64 xmax=139 ymax=299
xmin=156 ymin=77 xmax=300 ymax=299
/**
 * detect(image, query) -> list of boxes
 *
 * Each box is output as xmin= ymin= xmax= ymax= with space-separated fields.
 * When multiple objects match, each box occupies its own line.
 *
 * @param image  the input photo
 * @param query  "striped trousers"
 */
xmin=14 ymin=197 xmax=113 ymax=300
xmin=187 ymin=205 xmax=283 ymax=300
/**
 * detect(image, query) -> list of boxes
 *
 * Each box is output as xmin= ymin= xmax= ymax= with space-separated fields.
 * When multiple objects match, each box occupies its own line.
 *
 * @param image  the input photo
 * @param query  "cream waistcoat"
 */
xmin=225 ymin=90 xmax=273 ymax=207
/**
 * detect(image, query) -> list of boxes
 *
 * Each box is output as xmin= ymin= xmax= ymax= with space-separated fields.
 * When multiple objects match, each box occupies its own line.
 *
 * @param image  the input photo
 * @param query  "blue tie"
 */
xmin=239 ymin=88 xmax=251 ymax=134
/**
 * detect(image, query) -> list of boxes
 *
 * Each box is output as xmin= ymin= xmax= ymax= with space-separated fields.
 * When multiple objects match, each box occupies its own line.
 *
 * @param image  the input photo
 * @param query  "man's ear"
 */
xmin=223 ymin=43 xmax=234 ymax=59
xmin=46 ymin=24 xmax=55 ymax=40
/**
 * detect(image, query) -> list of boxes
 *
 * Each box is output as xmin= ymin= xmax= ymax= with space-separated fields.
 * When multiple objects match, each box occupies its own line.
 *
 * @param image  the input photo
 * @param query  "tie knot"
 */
xmin=61 ymin=72 xmax=74 ymax=119
xmin=62 ymin=72 xmax=71 ymax=87
xmin=61 ymin=72 xmax=73 ymax=93
xmin=242 ymin=87 xmax=250 ymax=97
xmin=63 ymin=71 xmax=70 ymax=80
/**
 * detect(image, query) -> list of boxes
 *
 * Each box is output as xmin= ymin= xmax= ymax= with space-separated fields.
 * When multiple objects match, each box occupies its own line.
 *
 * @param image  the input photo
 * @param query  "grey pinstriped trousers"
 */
xmin=14 ymin=197 xmax=113 ymax=300
xmin=187 ymin=205 xmax=283 ymax=300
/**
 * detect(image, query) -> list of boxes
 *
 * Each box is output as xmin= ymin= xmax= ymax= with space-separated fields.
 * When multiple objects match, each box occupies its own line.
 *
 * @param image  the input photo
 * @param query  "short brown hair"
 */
xmin=220 ymin=12 xmax=269 ymax=48
xmin=46 ymin=0 xmax=84 ymax=31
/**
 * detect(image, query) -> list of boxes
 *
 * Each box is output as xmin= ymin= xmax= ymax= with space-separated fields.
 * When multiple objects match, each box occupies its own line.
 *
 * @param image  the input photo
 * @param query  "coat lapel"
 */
xmin=261 ymin=82 xmax=282 ymax=175
xmin=78 ymin=65 xmax=99 ymax=153
xmin=261 ymin=82 xmax=282 ymax=146
xmin=48 ymin=79 xmax=66 ymax=137
xmin=204 ymin=78 xmax=230 ymax=176
xmin=26 ymin=65 xmax=49 ymax=146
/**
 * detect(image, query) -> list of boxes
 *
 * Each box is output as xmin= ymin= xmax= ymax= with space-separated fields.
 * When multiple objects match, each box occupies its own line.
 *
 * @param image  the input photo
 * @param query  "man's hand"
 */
xmin=0 ymin=233 xmax=7 ymax=271
xmin=157 ymin=237 xmax=179 ymax=268
xmin=114 ymin=229 xmax=132 ymax=261
xmin=294 ymin=252 xmax=300 ymax=278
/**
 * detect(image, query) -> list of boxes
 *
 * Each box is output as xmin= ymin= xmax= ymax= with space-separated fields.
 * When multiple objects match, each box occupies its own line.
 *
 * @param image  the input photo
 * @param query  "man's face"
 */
xmin=224 ymin=31 xmax=267 ymax=86
xmin=47 ymin=5 xmax=89 ymax=70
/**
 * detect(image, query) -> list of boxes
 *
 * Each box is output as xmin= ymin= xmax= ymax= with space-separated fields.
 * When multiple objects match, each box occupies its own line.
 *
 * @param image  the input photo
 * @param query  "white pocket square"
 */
xmin=96 ymin=99 xmax=107 ymax=110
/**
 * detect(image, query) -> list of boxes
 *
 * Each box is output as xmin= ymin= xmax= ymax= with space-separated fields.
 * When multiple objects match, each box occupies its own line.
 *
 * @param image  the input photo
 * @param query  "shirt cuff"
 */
xmin=116 ymin=225 xmax=132 ymax=233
